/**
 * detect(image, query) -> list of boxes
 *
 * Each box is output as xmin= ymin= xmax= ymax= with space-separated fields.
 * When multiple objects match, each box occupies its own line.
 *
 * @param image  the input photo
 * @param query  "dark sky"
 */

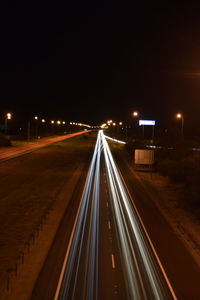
xmin=1 ymin=2 xmax=200 ymax=127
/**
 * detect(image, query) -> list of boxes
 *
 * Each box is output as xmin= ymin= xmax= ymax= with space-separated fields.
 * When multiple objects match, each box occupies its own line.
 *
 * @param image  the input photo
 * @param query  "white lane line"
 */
xmin=111 ymin=254 xmax=116 ymax=269
xmin=54 ymin=192 xmax=84 ymax=300
xmin=101 ymin=130 xmax=177 ymax=299
xmin=54 ymin=131 xmax=101 ymax=300
xmin=108 ymin=221 xmax=111 ymax=230
xmin=120 ymin=165 xmax=178 ymax=300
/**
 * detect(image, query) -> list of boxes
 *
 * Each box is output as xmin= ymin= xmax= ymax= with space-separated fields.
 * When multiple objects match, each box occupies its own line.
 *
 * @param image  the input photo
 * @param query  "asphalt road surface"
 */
xmin=30 ymin=131 xmax=200 ymax=300
xmin=110 ymin=138 xmax=200 ymax=300
xmin=32 ymin=131 xmax=180 ymax=300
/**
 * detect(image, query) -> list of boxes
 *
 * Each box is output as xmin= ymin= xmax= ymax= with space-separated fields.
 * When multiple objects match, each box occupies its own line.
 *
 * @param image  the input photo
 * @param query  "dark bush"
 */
xmin=157 ymin=160 xmax=189 ymax=183
xmin=0 ymin=133 xmax=11 ymax=147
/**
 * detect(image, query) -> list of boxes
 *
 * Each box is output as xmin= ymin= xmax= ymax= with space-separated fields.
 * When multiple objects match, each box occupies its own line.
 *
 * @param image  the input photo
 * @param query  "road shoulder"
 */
xmin=0 ymin=165 xmax=84 ymax=300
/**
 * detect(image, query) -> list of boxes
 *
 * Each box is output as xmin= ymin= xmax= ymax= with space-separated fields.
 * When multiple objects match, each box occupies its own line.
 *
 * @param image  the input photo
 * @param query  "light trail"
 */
xmin=104 ymin=134 xmax=126 ymax=144
xmin=111 ymin=254 xmax=116 ymax=269
xmin=0 ymin=131 xmax=91 ymax=162
xmin=100 ymin=130 xmax=177 ymax=300
xmin=56 ymin=131 xmax=102 ymax=300
xmin=55 ymin=130 xmax=177 ymax=300
xmin=108 ymin=221 xmax=111 ymax=230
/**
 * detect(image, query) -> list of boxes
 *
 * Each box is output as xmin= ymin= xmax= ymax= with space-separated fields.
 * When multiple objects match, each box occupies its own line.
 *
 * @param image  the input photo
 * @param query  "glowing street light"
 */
xmin=51 ymin=120 xmax=55 ymax=124
xmin=119 ymin=122 xmax=123 ymax=125
xmin=5 ymin=113 xmax=12 ymax=134
xmin=133 ymin=111 xmax=139 ymax=117
xmin=41 ymin=119 xmax=45 ymax=123
xmin=34 ymin=116 xmax=39 ymax=138
xmin=7 ymin=113 xmax=12 ymax=120
xmin=57 ymin=120 xmax=61 ymax=125
xmin=176 ymin=113 xmax=184 ymax=140
xmin=62 ymin=121 xmax=66 ymax=125
xmin=176 ymin=113 xmax=182 ymax=119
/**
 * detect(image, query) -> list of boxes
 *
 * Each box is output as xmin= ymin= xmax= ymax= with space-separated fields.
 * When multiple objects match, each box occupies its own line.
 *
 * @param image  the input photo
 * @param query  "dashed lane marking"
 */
xmin=108 ymin=221 xmax=111 ymax=229
xmin=111 ymin=254 xmax=116 ymax=269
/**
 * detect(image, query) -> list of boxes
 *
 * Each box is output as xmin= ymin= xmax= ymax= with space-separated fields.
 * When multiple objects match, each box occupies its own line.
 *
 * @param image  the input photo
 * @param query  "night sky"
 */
xmin=1 ymin=2 xmax=200 ymax=128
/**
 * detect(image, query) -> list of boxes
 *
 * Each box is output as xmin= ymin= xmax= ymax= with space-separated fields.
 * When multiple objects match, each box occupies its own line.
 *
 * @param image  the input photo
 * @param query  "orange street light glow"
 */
xmin=176 ymin=113 xmax=182 ymax=119
xmin=7 ymin=113 xmax=12 ymax=119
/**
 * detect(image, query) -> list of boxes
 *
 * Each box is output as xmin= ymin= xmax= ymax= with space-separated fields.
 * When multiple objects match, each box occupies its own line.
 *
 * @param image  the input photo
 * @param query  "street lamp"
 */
xmin=132 ymin=111 xmax=142 ymax=139
xmin=176 ymin=113 xmax=184 ymax=140
xmin=41 ymin=119 xmax=45 ymax=123
xmin=7 ymin=113 xmax=12 ymax=120
xmin=133 ymin=111 xmax=138 ymax=117
xmin=33 ymin=116 xmax=39 ymax=138
xmin=5 ymin=113 xmax=12 ymax=134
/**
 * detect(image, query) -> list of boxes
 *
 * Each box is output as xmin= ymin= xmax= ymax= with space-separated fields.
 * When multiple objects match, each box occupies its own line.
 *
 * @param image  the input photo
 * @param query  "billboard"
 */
xmin=139 ymin=120 xmax=155 ymax=126
xmin=135 ymin=149 xmax=154 ymax=165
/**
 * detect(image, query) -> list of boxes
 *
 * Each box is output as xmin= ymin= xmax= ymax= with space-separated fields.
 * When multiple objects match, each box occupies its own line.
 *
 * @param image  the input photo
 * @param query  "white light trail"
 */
xmin=56 ymin=131 xmax=102 ymax=300
xmin=111 ymin=254 xmax=116 ymax=269
xmin=100 ymin=130 xmax=177 ymax=300
xmin=56 ymin=130 xmax=177 ymax=300
xmin=104 ymin=134 xmax=126 ymax=144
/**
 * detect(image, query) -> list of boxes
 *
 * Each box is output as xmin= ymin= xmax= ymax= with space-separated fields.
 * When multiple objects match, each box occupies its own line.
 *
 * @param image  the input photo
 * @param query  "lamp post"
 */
xmin=118 ymin=122 xmax=123 ymax=138
xmin=34 ymin=116 xmax=38 ymax=139
xmin=41 ymin=119 xmax=47 ymax=136
xmin=50 ymin=120 xmax=55 ymax=135
xmin=113 ymin=122 xmax=116 ymax=138
xmin=5 ymin=113 xmax=12 ymax=134
xmin=176 ymin=113 xmax=184 ymax=140
xmin=132 ymin=111 xmax=141 ymax=139
xmin=27 ymin=120 xmax=31 ymax=141
xmin=57 ymin=120 xmax=61 ymax=135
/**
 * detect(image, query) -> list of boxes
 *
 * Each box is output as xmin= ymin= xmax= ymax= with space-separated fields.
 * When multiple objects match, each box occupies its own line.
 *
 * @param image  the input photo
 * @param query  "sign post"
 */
xmin=139 ymin=120 xmax=156 ymax=143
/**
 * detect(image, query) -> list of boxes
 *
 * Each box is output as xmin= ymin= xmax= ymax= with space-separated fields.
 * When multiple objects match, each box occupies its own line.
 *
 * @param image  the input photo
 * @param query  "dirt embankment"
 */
xmin=0 ymin=134 xmax=96 ymax=299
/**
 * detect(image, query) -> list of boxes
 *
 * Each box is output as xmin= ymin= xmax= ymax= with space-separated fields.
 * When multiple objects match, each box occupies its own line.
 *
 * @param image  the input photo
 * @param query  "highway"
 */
xmin=54 ymin=131 xmax=176 ymax=300
xmin=0 ymin=131 xmax=90 ymax=162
